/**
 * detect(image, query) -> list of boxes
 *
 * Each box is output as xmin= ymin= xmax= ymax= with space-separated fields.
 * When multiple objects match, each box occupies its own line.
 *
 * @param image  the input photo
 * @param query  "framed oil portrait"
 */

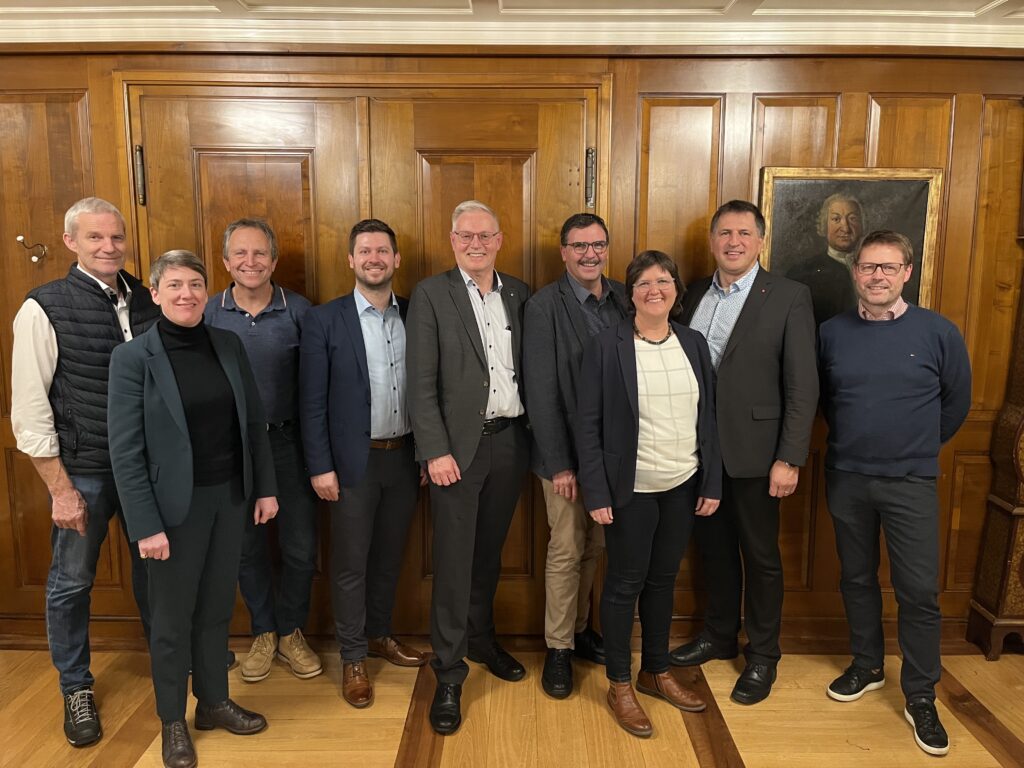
xmin=759 ymin=167 xmax=943 ymax=326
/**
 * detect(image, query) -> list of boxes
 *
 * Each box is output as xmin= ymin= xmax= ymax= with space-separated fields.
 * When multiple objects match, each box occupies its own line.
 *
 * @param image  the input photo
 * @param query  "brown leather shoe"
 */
xmin=607 ymin=681 xmax=653 ymax=738
xmin=194 ymin=699 xmax=267 ymax=735
xmin=161 ymin=720 xmax=197 ymax=768
xmin=342 ymin=661 xmax=374 ymax=708
xmin=636 ymin=669 xmax=707 ymax=712
xmin=367 ymin=635 xmax=427 ymax=667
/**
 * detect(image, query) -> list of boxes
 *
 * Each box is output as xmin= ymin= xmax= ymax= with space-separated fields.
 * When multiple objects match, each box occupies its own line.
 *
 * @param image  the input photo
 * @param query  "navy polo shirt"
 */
xmin=205 ymin=283 xmax=311 ymax=424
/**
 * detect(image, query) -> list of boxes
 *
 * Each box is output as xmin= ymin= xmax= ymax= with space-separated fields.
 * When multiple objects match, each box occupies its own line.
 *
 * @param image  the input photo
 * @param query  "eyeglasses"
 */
xmin=453 ymin=231 xmax=499 ymax=245
xmin=855 ymin=262 xmax=905 ymax=276
xmin=633 ymin=278 xmax=674 ymax=292
xmin=565 ymin=240 xmax=608 ymax=255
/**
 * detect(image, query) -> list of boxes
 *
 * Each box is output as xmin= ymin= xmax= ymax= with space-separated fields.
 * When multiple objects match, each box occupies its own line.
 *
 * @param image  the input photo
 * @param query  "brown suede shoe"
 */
xmin=607 ymin=681 xmax=653 ymax=738
xmin=367 ymin=635 xmax=427 ymax=667
xmin=636 ymin=669 xmax=707 ymax=712
xmin=342 ymin=661 xmax=374 ymax=708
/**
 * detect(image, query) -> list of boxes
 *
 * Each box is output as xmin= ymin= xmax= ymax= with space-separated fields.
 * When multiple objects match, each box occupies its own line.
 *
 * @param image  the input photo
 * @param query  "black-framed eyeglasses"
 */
xmin=855 ymin=262 xmax=905 ymax=276
xmin=453 ymin=231 xmax=499 ymax=245
xmin=565 ymin=240 xmax=608 ymax=255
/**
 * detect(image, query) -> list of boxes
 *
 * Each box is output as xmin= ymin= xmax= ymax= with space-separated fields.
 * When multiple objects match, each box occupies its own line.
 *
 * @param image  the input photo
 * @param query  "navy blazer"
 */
xmin=108 ymin=322 xmax=277 ymax=542
xmin=575 ymin=319 xmax=722 ymax=512
xmin=299 ymin=292 xmax=409 ymax=487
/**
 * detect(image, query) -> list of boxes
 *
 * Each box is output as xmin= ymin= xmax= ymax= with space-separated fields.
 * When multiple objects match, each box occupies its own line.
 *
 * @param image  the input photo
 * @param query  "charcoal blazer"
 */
xmin=680 ymin=267 xmax=818 ymax=478
xmin=522 ymin=273 xmax=626 ymax=479
xmin=107 ymin=322 xmax=277 ymax=542
xmin=407 ymin=267 xmax=530 ymax=470
xmin=298 ymin=292 xmax=409 ymax=487
xmin=575 ymin=319 xmax=722 ymax=512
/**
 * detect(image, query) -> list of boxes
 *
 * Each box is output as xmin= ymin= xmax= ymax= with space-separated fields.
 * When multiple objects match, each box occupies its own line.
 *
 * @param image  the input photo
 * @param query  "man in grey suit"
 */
xmin=523 ymin=213 xmax=626 ymax=699
xmin=669 ymin=200 xmax=818 ymax=706
xmin=407 ymin=200 xmax=531 ymax=735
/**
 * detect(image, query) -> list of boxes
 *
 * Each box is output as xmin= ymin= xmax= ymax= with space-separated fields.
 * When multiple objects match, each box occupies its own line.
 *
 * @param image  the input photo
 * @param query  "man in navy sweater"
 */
xmin=818 ymin=230 xmax=971 ymax=758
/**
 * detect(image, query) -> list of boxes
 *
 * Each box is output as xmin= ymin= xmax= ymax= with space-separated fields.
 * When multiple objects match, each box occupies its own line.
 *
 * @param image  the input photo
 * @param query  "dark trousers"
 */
xmin=238 ymin=423 xmax=319 ymax=637
xmin=429 ymin=421 xmax=530 ymax=684
xmin=330 ymin=442 xmax=419 ymax=661
xmin=693 ymin=472 xmax=783 ymax=666
xmin=148 ymin=479 xmax=246 ymax=722
xmin=602 ymin=476 xmax=697 ymax=682
xmin=47 ymin=474 xmax=151 ymax=694
xmin=825 ymin=469 xmax=941 ymax=702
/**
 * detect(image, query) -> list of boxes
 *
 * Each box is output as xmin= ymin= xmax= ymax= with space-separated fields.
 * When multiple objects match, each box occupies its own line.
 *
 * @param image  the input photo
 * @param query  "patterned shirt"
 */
xmin=689 ymin=263 xmax=760 ymax=369
xmin=354 ymin=289 xmax=410 ymax=439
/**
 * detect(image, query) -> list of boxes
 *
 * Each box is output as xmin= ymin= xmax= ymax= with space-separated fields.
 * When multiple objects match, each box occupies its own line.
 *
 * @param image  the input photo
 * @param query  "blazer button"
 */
xmin=483 ymin=380 xmax=489 ymax=387
xmin=479 ymin=409 xmax=485 ymax=416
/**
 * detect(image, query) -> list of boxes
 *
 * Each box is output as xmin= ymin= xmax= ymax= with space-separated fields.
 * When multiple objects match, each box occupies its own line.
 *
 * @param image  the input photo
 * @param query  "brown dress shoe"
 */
xmin=636 ymin=669 xmax=707 ymax=712
xmin=161 ymin=720 xmax=197 ymax=768
xmin=342 ymin=661 xmax=374 ymax=708
xmin=607 ymin=681 xmax=653 ymax=738
xmin=367 ymin=636 xmax=427 ymax=667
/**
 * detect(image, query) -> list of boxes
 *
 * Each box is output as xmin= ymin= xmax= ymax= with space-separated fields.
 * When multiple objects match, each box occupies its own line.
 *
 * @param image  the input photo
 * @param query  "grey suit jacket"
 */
xmin=407 ymin=267 xmax=530 ymax=470
xmin=522 ymin=272 xmax=626 ymax=479
xmin=680 ymin=267 xmax=818 ymax=478
xmin=107 ymin=322 xmax=277 ymax=542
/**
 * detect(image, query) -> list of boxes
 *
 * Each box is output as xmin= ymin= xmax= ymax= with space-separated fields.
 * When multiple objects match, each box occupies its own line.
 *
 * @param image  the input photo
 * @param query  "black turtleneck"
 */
xmin=158 ymin=316 xmax=241 ymax=486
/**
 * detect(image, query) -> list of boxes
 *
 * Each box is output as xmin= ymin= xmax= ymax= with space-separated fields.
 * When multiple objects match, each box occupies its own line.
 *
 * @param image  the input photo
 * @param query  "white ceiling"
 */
xmin=1 ymin=0 xmax=1023 ymax=46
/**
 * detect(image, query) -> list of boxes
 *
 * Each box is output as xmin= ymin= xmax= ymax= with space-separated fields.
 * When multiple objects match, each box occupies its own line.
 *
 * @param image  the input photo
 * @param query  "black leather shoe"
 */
xmin=827 ymin=665 xmax=884 ymax=702
xmin=468 ymin=643 xmax=526 ymax=682
xmin=905 ymin=698 xmax=950 ymax=756
xmin=669 ymin=636 xmax=738 ymax=667
xmin=542 ymin=648 xmax=574 ymax=699
xmin=573 ymin=628 xmax=606 ymax=665
xmin=63 ymin=687 xmax=102 ymax=747
xmin=161 ymin=719 xmax=197 ymax=768
xmin=194 ymin=698 xmax=267 ymax=735
xmin=429 ymin=683 xmax=462 ymax=735
xmin=731 ymin=663 xmax=777 ymax=705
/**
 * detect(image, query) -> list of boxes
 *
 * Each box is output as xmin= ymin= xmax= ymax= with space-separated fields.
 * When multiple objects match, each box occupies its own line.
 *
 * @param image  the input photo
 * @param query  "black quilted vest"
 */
xmin=27 ymin=264 xmax=160 ymax=474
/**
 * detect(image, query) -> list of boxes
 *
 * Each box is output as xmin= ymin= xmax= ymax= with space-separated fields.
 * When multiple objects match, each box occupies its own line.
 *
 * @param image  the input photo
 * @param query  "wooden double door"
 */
xmin=117 ymin=78 xmax=601 ymax=637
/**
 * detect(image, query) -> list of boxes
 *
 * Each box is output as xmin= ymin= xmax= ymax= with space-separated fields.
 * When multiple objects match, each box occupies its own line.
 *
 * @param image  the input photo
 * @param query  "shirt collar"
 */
xmin=459 ymin=267 xmax=502 ymax=293
xmin=76 ymin=263 xmax=131 ymax=299
xmin=566 ymin=272 xmax=612 ymax=305
xmin=827 ymin=246 xmax=854 ymax=267
xmin=711 ymin=261 xmax=759 ymax=295
xmin=354 ymin=287 xmax=398 ymax=314
xmin=220 ymin=282 xmax=286 ymax=312
xmin=858 ymin=295 xmax=909 ymax=321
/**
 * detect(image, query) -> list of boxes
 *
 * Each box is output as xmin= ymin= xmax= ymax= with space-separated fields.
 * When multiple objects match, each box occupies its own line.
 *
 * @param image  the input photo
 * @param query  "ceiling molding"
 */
xmin=497 ymin=0 xmax=740 ymax=15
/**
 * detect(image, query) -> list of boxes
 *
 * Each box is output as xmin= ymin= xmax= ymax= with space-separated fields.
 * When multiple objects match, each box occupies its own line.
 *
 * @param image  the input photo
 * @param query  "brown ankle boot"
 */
xmin=607 ymin=681 xmax=653 ymax=737
xmin=636 ymin=669 xmax=706 ymax=712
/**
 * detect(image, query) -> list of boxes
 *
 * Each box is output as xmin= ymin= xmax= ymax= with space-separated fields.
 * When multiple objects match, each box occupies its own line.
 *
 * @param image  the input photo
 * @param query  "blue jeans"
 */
xmin=238 ymin=423 xmax=319 ymax=637
xmin=46 ymin=474 xmax=150 ymax=694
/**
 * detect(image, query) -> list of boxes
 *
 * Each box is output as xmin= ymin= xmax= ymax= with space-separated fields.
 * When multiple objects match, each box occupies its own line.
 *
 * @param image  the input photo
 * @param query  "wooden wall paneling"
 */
xmin=836 ymin=92 xmax=870 ymax=167
xmin=965 ymin=98 xmax=1024 ymax=413
xmin=636 ymin=96 xmax=723 ymax=284
xmin=947 ymin=453 xmax=995 ymax=591
xmin=866 ymin=95 xmax=954 ymax=170
xmin=607 ymin=61 xmax=640 ymax=282
xmin=751 ymin=96 xmax=840 ymax=189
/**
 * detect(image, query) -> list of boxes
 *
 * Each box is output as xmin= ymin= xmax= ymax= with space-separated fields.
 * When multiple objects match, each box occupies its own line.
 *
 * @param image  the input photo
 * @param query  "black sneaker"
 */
xmin=826 ymin=665 xmax=885 ymax=702
xmin=542 ymin=648 xmax=574 ymax=699
xmin=63 ymin=687 xmax=102 ymax=747
xmin=904 ymin=698 xmax=950 ymax=756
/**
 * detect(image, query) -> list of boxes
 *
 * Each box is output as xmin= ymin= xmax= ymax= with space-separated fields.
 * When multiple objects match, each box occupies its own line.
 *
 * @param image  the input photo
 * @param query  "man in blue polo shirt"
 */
xmin=205 ymin=218 xmax=322 ymax=683
xmin=818 ymin=229 xmax=971 ymax=757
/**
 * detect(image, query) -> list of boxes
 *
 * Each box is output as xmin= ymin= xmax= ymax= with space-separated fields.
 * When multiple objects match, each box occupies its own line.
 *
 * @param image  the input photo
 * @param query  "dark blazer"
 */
xmin=107 ymin=323 xmax=277 ymax=542
xmin=523 ymin=273 xmax=626 ymax=479
xmin=575 ymin=319 xmax=722 ymax=512
xmin=680 ymin=267 xmax=818 ymax=478
xmin=407 ymin=267 xmax=530 ymax=470
xmin=298 ymin=292 xmax=409 ymax=487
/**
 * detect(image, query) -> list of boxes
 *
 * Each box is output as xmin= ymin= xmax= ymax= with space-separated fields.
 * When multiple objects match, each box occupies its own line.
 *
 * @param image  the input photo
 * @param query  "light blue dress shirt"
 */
xmin=689 ymin=262 xmax=760 ymax=369
xmin=354 ymin=289 xmax=410 ymax=439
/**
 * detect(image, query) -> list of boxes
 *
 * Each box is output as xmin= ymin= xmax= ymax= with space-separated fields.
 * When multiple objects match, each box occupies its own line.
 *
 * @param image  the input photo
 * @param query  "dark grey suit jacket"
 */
xmin=522 ymin=272 xmax=626 ymax=479
xmin=407 ymin=267 xmax=530 ymax=470
xmin=680 ymin=267 xmax=818 ymax=478
xmin=107 ymin=322 xmax=277 ymax=542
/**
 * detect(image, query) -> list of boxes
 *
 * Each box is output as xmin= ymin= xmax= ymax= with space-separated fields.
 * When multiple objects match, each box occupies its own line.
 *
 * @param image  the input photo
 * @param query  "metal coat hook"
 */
xmin=16 ymin=235 xmax=48 ymax=263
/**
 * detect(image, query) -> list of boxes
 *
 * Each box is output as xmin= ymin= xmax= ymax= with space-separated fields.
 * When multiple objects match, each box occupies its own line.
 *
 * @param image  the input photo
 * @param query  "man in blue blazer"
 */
xmin=299 ymin=219 xmax=426 ymax=710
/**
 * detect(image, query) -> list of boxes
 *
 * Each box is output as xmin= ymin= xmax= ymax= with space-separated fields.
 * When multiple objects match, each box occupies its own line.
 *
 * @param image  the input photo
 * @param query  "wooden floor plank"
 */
xmin=937 ymin=663 xmax=1024 ymax=768
xmin=395 ymin=661 xmax=445 ymax=768
xmin=674 ymin=665 xmax=744 ymax=768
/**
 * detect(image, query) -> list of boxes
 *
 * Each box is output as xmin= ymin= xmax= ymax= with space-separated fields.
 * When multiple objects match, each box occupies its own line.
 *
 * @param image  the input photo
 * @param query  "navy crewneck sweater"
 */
xmin=818 ymin=305 xmax=971 ymax=478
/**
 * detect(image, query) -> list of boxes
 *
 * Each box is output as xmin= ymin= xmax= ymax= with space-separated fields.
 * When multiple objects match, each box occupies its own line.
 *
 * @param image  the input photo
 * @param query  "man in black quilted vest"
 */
xmin=11 ymin=197 xmax=160 ymax=748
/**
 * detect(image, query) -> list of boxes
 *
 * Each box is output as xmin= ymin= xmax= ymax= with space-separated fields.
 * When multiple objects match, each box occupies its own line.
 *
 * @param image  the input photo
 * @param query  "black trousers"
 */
xmin=429 ymin=420 xmax=530 ymax=684
xmin=602 ymin=477 xmax=697 ymax=682
xmin=826 ymin=469 xmax=941 ymax=702
xmin=147 ymin=478 xmax=246 ymax=722
xmin=330 ymin=442 xmax=419 ymax=661
xmin=692 ymin=472 xmax=783 ymax=666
